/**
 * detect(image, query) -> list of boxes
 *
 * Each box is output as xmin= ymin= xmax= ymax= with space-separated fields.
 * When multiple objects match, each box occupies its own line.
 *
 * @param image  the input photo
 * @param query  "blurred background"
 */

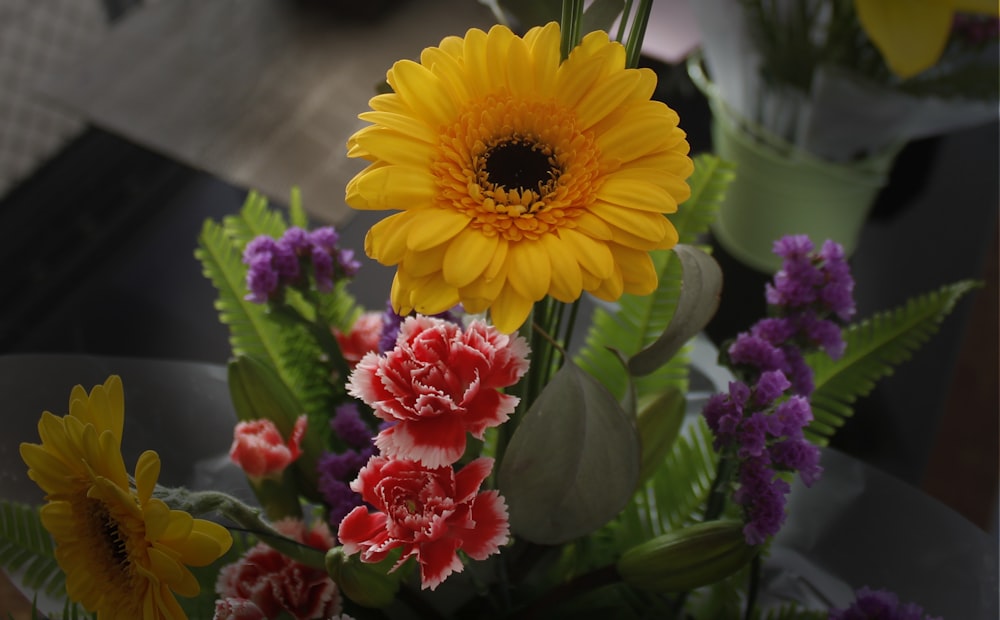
xmin=0 ymin=0 xmax=995 ymax=591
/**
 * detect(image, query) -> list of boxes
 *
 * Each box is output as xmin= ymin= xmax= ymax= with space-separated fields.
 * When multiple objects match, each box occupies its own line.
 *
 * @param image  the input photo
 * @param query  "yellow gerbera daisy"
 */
xmin=346 ymin=22 xmax=693 ymax=333
xmin=20 ymin=376 xmax=233 ymax=620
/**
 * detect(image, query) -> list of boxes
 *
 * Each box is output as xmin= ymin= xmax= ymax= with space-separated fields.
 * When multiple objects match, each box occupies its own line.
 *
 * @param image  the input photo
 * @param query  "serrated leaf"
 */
xmin=498 ymin=361 xmax=640 ymax=544
xmin=806 ymin=280 xmax=980 ymax=445
xmin=628 ymin=245 xmax=722 ymax=376
xmin=0 ymin=501 xmax=67 ymax=599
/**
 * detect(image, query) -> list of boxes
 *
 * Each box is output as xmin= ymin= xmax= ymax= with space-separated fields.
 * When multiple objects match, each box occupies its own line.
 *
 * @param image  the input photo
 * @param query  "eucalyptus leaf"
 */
xmin=498 ymin=361 xmax=640 ymax=544
xmin=628 ymin=245 xmax=723 ymax=376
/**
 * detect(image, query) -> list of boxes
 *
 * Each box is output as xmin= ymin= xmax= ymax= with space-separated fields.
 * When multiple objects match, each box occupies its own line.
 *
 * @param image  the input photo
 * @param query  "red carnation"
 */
xmin=229 ymin=415 xmax=307 ymax=482
xmin=347 ymin=316 xmax=529 ymax=467
xmin=337 ymin=456 xmax=509 ymax=590
xmin=334 ymin=311 xmax=384 ymax=367
xmin=215 ymin=519 xmax=341 ymax=620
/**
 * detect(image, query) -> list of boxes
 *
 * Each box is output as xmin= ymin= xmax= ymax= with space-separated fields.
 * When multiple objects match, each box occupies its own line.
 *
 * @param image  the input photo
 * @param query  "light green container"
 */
xmin=689 ymin=58 xmax=901 ymax=273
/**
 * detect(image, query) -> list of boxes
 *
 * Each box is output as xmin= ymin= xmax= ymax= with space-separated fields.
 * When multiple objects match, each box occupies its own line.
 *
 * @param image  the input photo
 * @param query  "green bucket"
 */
xmin=689 ymin=58 xmax=901 ymax=272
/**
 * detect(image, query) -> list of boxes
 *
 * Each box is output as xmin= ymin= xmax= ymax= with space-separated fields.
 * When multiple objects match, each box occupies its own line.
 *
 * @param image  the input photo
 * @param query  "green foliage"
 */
xmin=0 ymin=501 xmax=95 ymax=619
xmin=634 ymin=417 xmax=720 ymax=536
xmin=195 ymin=190 xmax=362 ymax=425
xmin=806 ymin=279 xmax=980 ymax=444
xmin=0 ymin=501 xmax=62 ymax=598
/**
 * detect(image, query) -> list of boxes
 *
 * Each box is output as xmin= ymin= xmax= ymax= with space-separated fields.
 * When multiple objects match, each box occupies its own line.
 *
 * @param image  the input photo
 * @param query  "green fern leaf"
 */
xmin=222 ymin=190 xmax=289 ymax=250
xmin=0 ymin=501 xmax=65 ymax=599
xmin=806 ymin=280 xmax=980 ymax=445
xmin=641 ymin=416 xmax=720 ymax=533
xmin=672 ymin=153 xmax=735 ymax=245
xmin=195 ymin=217 xmax=289 ymax=369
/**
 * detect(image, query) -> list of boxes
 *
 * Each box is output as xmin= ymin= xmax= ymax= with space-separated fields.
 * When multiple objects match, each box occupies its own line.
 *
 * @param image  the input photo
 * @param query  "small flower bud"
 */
xmin=617 ymin=520 xmax=757 ymax=592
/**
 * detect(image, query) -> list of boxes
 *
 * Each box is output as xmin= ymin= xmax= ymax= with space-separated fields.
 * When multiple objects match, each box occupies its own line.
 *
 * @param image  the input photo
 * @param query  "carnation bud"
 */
xmin=325 ymin=546 xmax=401 ymax=608
xmin=616 ymin=520 xmax=757 ymax=592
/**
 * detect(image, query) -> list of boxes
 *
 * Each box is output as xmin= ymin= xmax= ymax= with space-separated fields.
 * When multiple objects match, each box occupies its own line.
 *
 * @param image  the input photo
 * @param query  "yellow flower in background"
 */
xmin=20 ymin=376 xmax=233 ymax=620
xmin=854 ymin=0 xmax=1000 ymax=79
xmin=346 ymin=23 xmax=693 ymax=333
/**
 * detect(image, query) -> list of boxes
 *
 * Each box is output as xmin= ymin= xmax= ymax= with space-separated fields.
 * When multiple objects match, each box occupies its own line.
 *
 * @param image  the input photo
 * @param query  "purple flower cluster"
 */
xmin=703 ymin=371 xmax=822 ymax=544
xmin=702 ymin=236 xmax=856 ymax=544
xmin=829 ymin=587 xmax=942 ymax=620
xmin=317 ymin=403 xmax=376 ymax=532
xmin=729 ymin=236 xmax=855 ymax=394
xmin=243 ymin=226 xmax=361 ymax=303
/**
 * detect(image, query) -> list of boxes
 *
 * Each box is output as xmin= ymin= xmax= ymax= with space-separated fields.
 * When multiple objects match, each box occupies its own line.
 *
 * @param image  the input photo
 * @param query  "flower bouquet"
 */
xmin=3 ymin=2 xmax=981 ymax=618
xmin=687 ymin=0 xmax=999 ymax=271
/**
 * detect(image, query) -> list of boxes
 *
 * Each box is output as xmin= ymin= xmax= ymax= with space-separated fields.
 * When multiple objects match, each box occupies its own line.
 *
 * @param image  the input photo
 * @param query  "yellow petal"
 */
xmin=589 ymin=201 xmax=669 ymax=242
xmin=366 ymin=211 xmax=415 ymax=265
xmin=346 ymin=163 xmax=436 ymax=211
xmin=386 ymin=59 xmax=456 ymax=129
xmin=405 ymin=208 xmax=470 ymax=251
xmin=522 ymin=23 xmax=561 ymax=99
xmin=590 ymin=265 xmax=625 ymax=301
xmin=410 ymin=274 xmax=461 ymax=315
xmin=507 ymin=240 xmax=551 ymax=301
xmin=460 ymin=259 xmax=508 ymax=313
xmin=612 ymin=244 xmax=659 ymax=294
xmin=350 ymin=127 xmax=435 ymax=167
xmin=402 ymin=243 xmax=449 ymax=278
xmin=853 ymin=0 xmax=955 ymax=78
xmin=443 ymin=227 xmax=499 ymax=287
xmin=597 ymin=177 xmax=678 ymax=214
xmin=559 ymin=228 xmax=614 ymax=280
xmin=357 ymin=110 xmax=438 ymax=145
xmin=489 ymin=283 xmax=534 ymax=333
xmin=135 ymin=450 xmax=160 ymax=506
xmin=575 ymin=68 xmax=644 ymax=131
xmin=540 ymin=233 xmax=583 ymax=302
xmin=595 ymin=103 xmax=684 ymax=165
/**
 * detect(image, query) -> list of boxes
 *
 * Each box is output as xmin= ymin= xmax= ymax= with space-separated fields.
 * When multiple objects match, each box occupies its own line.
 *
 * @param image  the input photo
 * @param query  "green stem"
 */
xmin=743 ymin=553 xmax=762 ymax=620
xmin=156 ymin=487 xmax=327 ymax=569
xmin=624 ymin=0 xmax=654 ymax=69
xmin=560 ymin=0 xmax=585 ymax=60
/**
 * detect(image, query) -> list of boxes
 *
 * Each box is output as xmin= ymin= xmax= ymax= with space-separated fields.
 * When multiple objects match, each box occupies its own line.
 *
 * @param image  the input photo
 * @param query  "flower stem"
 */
xmin=521 ymin=564 xmax=620 ymax=618
xmin=560 ymin=0 xmax=585 ymax=60
xmin=156 ymin=487 xmax=327 ymax=569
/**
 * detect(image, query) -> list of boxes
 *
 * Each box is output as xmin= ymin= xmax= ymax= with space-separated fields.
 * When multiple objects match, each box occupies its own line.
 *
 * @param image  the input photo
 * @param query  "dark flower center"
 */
xmin=484 ymin=140 xmax=557 ymax=195
xmin=93 ymin=502 xmax=130 ymax=570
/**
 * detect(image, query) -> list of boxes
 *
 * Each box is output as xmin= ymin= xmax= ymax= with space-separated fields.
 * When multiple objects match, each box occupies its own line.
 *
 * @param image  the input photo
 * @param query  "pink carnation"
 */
xmin=334 ymin=311 xmax=384 ymax=366
xmin=215 ymin=519 xmax=341 ymax=620
xmin=338 ymin=456 xmax=509 ymax=590
xmin=229 ymin=415 xmax=308 ymax=482
xmin=347 ymin=316 xmax=530 ymax=467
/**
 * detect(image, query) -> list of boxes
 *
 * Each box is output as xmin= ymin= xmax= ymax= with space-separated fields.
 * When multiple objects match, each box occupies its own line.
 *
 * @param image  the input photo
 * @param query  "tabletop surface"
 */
xmin=37 ymin=0 xmax=496 ymax=224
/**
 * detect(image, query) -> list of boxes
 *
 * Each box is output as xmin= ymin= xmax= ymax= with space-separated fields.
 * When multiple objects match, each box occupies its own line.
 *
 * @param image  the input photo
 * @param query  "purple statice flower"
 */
xmin=829 ymin=587 xmax=942 ymax=620
xmin=244 ymin=241 xmax=281 ymax=303
xmin=770 ymin=437 xmax=822 ymax=486
xmin=242 ymin=225 xmax=358 ymax=303
xmin=819 ymin=240 xmax=856 ymax=320
xmin=378 ymin=300 xmax=405 ymax=354
xmin=733 ymin=455 xmax=790 ymax=545
xmin=331 ymin=403 xmax=374 ymax=449
xmin=701 ymin=360 xmax=820 ymax=543
xmin=317 ymin=444 xmax=376 ymax=532
xmin=728 ymin=333 xmax=786 ymax=372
